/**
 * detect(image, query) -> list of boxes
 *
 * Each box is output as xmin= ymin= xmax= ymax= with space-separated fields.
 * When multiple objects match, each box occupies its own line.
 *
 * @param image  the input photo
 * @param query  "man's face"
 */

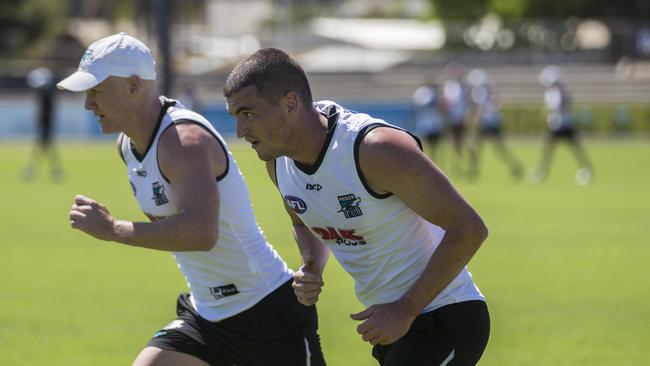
xmin=84 ymin=77 xmax=131 ymax=134
xmin=226 ymin=85 xmax=290 ymax=161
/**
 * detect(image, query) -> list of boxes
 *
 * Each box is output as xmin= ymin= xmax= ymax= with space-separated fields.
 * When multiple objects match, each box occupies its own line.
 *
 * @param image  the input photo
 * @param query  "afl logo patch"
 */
xmin=285 ymin=195 xmax=307 ymax=214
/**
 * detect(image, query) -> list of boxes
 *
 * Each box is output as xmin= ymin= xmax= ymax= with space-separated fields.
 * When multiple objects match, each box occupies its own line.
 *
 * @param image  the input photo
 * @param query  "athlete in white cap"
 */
xmin=60 ymin=33 xmax=326 ymax=366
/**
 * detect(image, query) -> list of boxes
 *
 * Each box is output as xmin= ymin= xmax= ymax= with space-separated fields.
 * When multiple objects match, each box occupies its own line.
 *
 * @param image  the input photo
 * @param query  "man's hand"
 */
xmin=69 ymin=195 xmax=117 ymax=241
xmin=292 ymin=261 xmax=324 ymax=306
xmin=350 ymin=301 xmax=418 ymax=346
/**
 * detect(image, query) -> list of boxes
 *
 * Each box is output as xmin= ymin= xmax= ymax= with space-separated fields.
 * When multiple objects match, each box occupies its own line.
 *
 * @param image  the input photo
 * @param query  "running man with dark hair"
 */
xmin=224 ymin=48 xmax=490 ymax=366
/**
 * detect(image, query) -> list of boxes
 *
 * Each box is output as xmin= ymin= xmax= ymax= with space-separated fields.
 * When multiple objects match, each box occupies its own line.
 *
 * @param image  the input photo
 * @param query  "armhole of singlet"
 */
xmin=157 ymin=120 xmax=230 ymax=184
xmin=353 ymin=124 xmax=423 ymax=199
xmin=116 ymin=133 xmax=126 ymax=164
xmin=271 ymin=158 xmax=278 ymax=187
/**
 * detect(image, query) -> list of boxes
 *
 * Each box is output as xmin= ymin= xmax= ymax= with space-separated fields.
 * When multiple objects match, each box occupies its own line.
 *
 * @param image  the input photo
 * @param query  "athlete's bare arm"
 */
xmin=70 ymin=122 xmax=225 ymax=251
xmin=350 ymin=126 xmax=488 ymax=346
xmin=266 ymin=160 xmax=330 ymax=306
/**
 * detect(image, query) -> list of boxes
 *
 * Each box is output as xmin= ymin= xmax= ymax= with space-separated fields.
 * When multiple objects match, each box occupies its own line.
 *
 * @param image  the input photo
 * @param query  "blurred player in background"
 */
xmin=59 ymin=33 xmax=325 ymax=366
xmin=533 ymin=65 xmax=594 ymax=185
xmin=441 ymin=62 xmax=471 ymax=176
xmin=407 ymin=83 xmax=445 ymax=163
xmin=23 ymin=67 xmax=64 ymax=181
xmin=465 ymin=68 xmax=523 ymax=181
xmin=176 ymin=81 xmax=203 ymax=115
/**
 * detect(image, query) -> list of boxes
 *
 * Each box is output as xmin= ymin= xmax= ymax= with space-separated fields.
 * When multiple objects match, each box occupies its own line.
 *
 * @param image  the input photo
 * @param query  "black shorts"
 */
xmin=372 ymin=300 xmax=489 ymax=366
xmin=146 ymin=280 xmax=326 ymax=366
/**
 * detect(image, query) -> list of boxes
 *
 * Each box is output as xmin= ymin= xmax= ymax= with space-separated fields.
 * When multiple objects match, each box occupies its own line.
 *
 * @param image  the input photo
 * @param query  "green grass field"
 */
xmin=1 ymin=138 xmax=649 ymax=365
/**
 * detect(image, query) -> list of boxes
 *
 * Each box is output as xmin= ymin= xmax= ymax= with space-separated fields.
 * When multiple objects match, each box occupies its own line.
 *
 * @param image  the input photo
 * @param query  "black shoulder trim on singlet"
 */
xmin=130 ymin=100 xmax=175 ymax=162
xmin=410 ymin=130 xmax=424 ymax=151
xmin=157 ymin=120 xmax=230 ymax=184
xmin=271 ymin=158 xmax=278 ymax=187
xmin=354 ymin=124 xmax=423 ymax=199
xmin=116 ymin=133 xmax=126 ymax=164
xmin=294 ymin=106 xmax=339 ymax=175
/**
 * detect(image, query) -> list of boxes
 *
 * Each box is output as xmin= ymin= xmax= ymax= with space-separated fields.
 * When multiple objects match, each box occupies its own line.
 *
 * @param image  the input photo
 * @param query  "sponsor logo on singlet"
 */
xmin=151 ymin=181 xmax=169 ymax=206
xmin=311 ymin=226 xmax=367 ymax=246
xmin=210 ymin=284 xmax=239 ymax=300
xmin=306 ymin=183 xmax=323 ymax=191
xmin=337 ymin=194 xmax=363 ymax=218
xmin=285 ymin=195 xmax=307 ymax=214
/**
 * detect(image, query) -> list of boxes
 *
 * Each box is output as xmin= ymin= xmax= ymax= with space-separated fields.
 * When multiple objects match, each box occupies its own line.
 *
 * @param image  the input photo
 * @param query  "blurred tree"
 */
xmin=0 ymin=0 xmax=67 ymax=59
xmin=489 ymin=0 xmax=526 ymax=19
xmin=523 ymin=0 xmax=649 ymax=18
xmin=0 ymin=0 xmax=207 ymax=61
xmin=430 ymin=0 xmax=489 ymax=20
xmin=430 ymin=0 xmax=650 ymax=21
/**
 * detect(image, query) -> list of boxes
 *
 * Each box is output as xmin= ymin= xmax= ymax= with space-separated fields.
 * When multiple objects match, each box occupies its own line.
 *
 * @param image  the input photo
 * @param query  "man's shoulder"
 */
xmin=360 ymin=126 xmax=414 ymax=148
xmin=160 ymin=122 xmax=220 ymax=151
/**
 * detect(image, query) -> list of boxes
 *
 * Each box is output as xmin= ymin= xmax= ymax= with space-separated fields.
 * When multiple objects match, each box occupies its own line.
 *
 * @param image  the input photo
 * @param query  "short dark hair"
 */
xmin=223 ymin=48 xmax=313 ymax=107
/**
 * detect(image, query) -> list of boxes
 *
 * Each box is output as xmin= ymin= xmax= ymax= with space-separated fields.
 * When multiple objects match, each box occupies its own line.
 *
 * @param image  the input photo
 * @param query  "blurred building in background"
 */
xmin=1 ymin=0 xmax=650 ymax=139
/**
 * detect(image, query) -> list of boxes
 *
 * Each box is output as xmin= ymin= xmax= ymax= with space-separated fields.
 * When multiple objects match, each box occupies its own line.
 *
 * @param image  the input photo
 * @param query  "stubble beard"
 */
xmin=257 ymin=150 xmax=276 ymax=162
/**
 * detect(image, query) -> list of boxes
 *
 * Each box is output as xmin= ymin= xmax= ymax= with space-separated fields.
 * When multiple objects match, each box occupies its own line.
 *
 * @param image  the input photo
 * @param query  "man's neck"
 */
xmin=290 ymin=110 xmax=330 ymax=166
xmin=127 ymin=96 xmax=163 ymax=155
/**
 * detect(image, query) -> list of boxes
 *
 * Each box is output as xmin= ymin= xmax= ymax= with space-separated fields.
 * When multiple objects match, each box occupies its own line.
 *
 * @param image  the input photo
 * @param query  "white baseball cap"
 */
xmin=57 ymin=32 xmax=156 ymax=92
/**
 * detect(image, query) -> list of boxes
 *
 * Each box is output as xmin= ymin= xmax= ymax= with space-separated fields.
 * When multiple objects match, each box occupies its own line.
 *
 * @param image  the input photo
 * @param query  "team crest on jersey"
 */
xmin=210 ymin=284 xmax=239 ymax=300
xmin=337 ymin=194 xmax=362 ymax=218
xmin=135 ymin=167 xmax=147 ymax=177
xmin=151 ymin=181 xmax=169 ymax=206
xmin=285 ymin=195 xmax=307 ymax=214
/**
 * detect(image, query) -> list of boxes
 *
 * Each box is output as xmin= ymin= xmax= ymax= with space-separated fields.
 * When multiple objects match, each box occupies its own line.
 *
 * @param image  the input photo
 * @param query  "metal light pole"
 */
xmin=156 ymin=0 xmax=173 ymax=95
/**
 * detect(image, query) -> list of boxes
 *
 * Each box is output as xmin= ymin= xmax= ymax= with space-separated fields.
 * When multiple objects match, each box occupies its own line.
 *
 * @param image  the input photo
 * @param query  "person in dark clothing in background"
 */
xmin=23 ymin=67 xmax=64 ymax=181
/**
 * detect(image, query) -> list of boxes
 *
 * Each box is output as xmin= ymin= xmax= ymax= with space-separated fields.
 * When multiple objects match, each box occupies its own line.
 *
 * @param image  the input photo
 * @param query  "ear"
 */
xmin=283 ymin=91 xmax=299 ymax=115
xmin=127 ymin=76 xmax=141 ymax=95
